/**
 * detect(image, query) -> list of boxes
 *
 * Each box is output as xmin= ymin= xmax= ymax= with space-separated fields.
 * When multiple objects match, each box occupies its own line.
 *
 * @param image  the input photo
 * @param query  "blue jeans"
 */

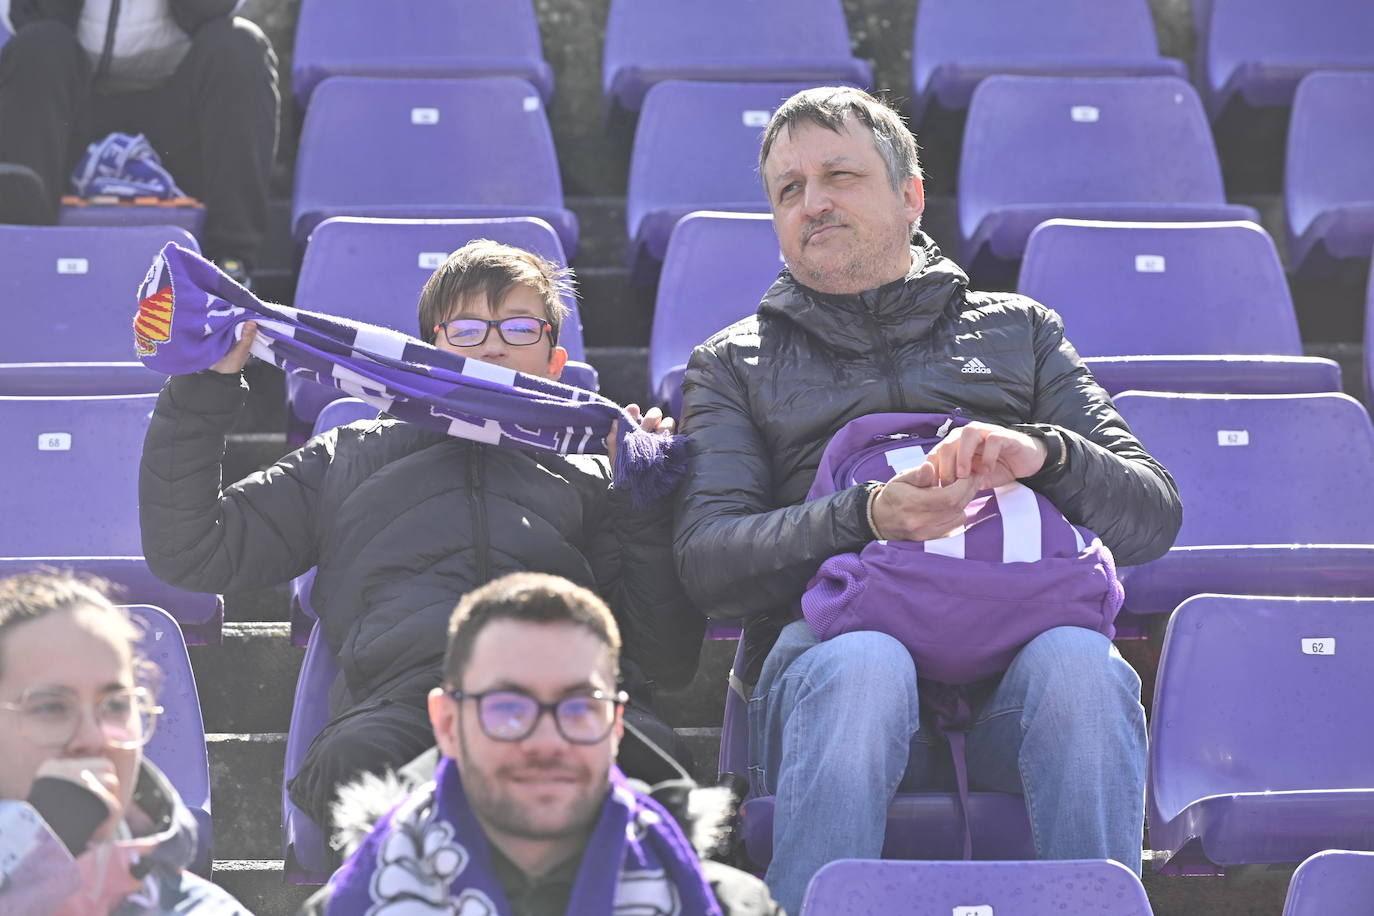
xmin=749 ymin=619 xmax=1146 ymax=915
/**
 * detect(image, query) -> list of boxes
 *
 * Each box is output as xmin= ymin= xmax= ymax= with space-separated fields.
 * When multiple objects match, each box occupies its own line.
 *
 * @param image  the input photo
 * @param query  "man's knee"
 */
xmin=789 ymin=630 xmax=920 ymax=741
xmin=1 ymin=21 xmax=87 ymax=80
xmin=185 ymin=17 xmax=277 ymax=80
xmin=1010 ymin=627 xmax=1142 ymax=722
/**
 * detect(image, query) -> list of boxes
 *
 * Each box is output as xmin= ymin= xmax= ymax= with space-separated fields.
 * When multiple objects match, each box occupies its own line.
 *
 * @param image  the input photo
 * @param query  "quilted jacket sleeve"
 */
xmin=672 ymin=342 xmax=875 ymax=621
xmin=583 ymin=463 xmax=706 ymax=691
xmin=1018 ymin=308 xmax=1183 ymax=565
xmin=139 ymin=371 xmax=328 ymax=594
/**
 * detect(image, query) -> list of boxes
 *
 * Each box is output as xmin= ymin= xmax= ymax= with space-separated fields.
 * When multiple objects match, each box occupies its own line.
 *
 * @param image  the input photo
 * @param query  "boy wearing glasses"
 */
xmin=139 ymin=239 xmax=704 ymax=839
xmin=303 ymin=572 xmax=778 ymax=916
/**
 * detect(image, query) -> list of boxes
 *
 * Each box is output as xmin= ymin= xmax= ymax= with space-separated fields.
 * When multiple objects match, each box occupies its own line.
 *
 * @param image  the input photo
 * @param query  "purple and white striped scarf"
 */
xmin=324 ymin=757 xmax=721 ymax=916
xmin=133 ymin=243 xmax=685 ymax=507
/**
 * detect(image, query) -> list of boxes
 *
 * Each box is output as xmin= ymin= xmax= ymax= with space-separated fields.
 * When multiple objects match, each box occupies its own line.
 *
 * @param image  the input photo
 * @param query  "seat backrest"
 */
xmin=0 ymin=225 xmax=199 ymax=362
xmin=603 ymin=0 xmax=860 ymax=104
xmin=1152 ymin=595 xmax=1374 ymax=821
xmin=292 ymin=0 xmax=547 ymax=105
xmin=913 ymin=0 xmax=1164 ymax=95
xmin=959 ymin=76 xmax=1225 ymax=241
xmin=127 ymin=604 xmax=210 ymax=815
xmin=801 ymin=858 xmax=1154 ymax=915
xmin=313 ymin=397 xmax=381 ymax=437
xmin=293 ymin=77 xmax=563 ymax=235
xmin=1018 ymin=220 xmax=1300 ymax=357
xmin=649 ymin=213 xmax=780 ymax=388
xmin=626 ymin=81 xmax=815 ymax=242
xmin=1285 ymin=71 xmax=1374 ymax=238
xmin=1113 ymin=392 xmax=1374 ymax=546
xmin=1207 ymin=0 xmax=1374 ymax=101
xmin=0 ymin=394 xmax=156 ymax=555
xmin=1284 ymin=850 xmax=1374 ymax=916
xmin=297 ymin=217 xmax=585 ymax=361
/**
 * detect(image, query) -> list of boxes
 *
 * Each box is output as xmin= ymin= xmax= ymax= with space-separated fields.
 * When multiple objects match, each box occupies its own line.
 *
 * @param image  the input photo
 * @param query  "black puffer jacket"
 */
xmin=140 ymin=371 xmax=704 ymax=703
xmin=673 ymin=235 xmax=1182 ymax=679
xmin=4 ymin=0 xmax=236 ymax=35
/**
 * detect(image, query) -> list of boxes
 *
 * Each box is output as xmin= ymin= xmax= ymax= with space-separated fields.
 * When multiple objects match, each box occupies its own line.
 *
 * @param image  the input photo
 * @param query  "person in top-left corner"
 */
xmin=0 ymin=0 xmax=279 ymax=284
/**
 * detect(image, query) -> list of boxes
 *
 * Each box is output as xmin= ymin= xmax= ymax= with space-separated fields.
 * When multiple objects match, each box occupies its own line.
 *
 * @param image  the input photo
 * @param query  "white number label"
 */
xmin=411 ymin=107 xmax=440 ymax=125
xmin=1135 ymin=255 xmax=1166 ymax=273
xmin=418 ymin=252 xmax=448 ymax=269
xmin=57 ymin=258 xmax=90 ymax=275
xmin=953 ymin=907 xmax=994 ymax=916
xmin=742 ymin=109 xmax=771 ymax=127
xmin=1070 ymin=105 xmax=1100 ymax=122
xmin=1217 ymin=430 xmax=1250 ymax=447
xmin=523 ymin=95 xmax=540 ymax=112
xmin=1302 ymin=638 xmax=1335 ymax=655
xmin=38 ymin=433 xmax=72 ymax=451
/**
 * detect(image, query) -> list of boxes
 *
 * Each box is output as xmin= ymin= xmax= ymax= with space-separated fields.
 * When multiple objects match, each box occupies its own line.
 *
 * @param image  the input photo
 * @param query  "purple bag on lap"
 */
xmin=800 ymin=413 xmax=1123 ymax=682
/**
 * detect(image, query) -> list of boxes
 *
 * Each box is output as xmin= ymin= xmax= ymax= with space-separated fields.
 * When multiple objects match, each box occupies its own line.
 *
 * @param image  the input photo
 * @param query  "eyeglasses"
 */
xmin=434 ymin=316 xmax=554 ymax=348
xmin=1 ymin=686 xmax=162 ymax=750
xmin=447 ymin=687 xmax=627 ymax=745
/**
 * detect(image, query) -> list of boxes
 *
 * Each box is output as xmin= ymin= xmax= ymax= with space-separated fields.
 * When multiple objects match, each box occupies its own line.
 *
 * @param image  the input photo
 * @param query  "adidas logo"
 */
xmin=961 ymin=357 xmax=993 ymax=375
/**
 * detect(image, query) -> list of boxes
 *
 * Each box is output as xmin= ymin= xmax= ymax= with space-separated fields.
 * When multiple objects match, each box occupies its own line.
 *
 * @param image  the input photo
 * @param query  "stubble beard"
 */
xmin=458 ymin=742 xmax=607 ymax=842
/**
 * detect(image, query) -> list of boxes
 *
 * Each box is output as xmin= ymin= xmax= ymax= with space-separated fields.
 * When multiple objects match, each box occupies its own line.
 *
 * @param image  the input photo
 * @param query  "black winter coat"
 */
xmin=140 ymin=371 xmax=704 ymax=704
xmin=5 ymin=0 xmax=235 ymax=35
xmin=673 ymin=236 xmax=1182 ymax=679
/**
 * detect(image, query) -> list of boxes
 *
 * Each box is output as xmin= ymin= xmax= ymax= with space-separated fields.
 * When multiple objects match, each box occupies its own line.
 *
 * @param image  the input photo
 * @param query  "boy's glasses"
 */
xmin=434 ymin=316 xmax=553 ymax=348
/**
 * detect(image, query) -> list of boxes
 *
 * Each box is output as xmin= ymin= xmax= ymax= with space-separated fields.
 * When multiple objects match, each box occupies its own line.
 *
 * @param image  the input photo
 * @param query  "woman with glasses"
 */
xmin=0 ymin=572 xmax=249 ymax=915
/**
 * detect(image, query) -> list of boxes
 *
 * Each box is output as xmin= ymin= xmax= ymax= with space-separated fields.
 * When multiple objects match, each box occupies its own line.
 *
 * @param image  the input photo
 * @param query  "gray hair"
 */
xmin=758 ymin=86 xmax=923 ymax=192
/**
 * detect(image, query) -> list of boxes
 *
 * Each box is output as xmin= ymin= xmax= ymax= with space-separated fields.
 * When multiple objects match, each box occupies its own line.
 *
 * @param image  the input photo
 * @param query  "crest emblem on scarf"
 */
xmin=134 ymin=255 xmax=174 ymax=356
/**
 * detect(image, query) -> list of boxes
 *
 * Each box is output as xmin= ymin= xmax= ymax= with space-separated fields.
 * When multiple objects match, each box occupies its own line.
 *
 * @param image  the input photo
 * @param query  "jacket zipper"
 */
xmin=468 ymin=445 xmax=491 ymax=585
xmin=96 ymin=0 xmax=122 ymax=82
xmin=862 ymin=306 xmax=907 ymax=409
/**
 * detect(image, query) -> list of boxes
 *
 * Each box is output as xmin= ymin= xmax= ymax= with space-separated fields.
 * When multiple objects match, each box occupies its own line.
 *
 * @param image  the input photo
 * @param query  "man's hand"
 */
xmin=869 ymin=463 xmax=980 ymax=541
xmin=607 ymin=404 xmax=675 ymax=467
xmin=209 ymin=321 xmax=257 ymax=374
xmin=924 ymin=421 xmax=1048 ymax=490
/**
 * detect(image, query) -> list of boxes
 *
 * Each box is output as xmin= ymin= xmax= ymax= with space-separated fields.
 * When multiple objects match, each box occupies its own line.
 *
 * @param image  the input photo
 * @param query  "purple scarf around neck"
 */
xmin=133 ymin=243 xmax=686 ymax=508
xmin=324 ymin=757 xmax=721 ymax=916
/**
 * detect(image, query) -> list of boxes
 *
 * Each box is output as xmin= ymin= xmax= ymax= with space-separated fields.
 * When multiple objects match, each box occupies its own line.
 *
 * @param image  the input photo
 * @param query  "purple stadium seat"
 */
xmin=291 ymin=0 xmax=552 ymax=108
xmin=1283 ymin=850 xmax=1374 ymax=916
xmin=282 ymin=623 xmax=340 ymax=883
xmin=1149 ymin=595 xmax=1374 ymax=873
xmin=1367 ymin=249 xmax=1374 ymax=401
xmin=1285 ymin=72 xmax=1374 ymax=275
xmin=959 ymin=76 xmax=1256 ymax=274
xmin=125 ymin=604 xmax=212 ymax=875
xmin=649 ymin=213 xmax=781 ymax=414
xmin=287 ymin=397 xmax=379 ymax=645
xmin=912 ymin=0 xmax=1184 ymax=124
xmin=0 ymin=225 xmax=196 ymax=395
xmin=291 ymin=77 xmax=577 ymax=254
xmin=1203 ymin=0 xmax=1374 ymax=118
xmin=1112 ymin=392 xmax=1374 ymax=617
xmin=626 ymin=81 xmax=829 ymax=273
xmin=1018 ymin=219 xmax=1340 ymax=394
xmin=285 ymin=216 xmax=593 ymax=445
xmin=602 ymin=0 xmax=870 ymax=114
xmin=0 ymin=394 xmax=223 ymax=641
xmin=719 ymin=641 xmax=1036 ymax=867
xmin=801 ymin=858 xmax=1153 ymax=915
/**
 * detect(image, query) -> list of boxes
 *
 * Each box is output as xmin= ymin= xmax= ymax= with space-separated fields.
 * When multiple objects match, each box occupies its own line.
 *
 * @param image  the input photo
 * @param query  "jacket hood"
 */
xmin=329 ymin=749 xmax=734 ymax=861
xmin=757 ymin=231 xmax=970 ymax=357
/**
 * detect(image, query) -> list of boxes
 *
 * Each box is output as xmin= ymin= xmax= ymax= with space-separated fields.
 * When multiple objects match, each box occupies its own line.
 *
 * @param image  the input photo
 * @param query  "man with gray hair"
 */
xmin=673 ymin=86 xmax=1181 ymax=911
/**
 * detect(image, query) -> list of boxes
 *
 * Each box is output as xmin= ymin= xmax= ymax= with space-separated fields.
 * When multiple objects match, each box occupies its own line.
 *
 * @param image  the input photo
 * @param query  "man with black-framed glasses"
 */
xmin=303 ymin=573 xmax=779 ymax=916
xmin=140 ymin=238 xmax=705 ymax=843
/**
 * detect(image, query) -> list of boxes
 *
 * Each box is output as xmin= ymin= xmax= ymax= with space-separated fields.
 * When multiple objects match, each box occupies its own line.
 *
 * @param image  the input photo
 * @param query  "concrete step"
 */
xmin=191 ymin=623 xmax=301 ymax=733
xmin=567 ymin=195 xmax=629 ymax=271
xmin=212 ymin=860 xmax=314 ymax=916
xmin=576 ymin=265 xmax=652 ymax=348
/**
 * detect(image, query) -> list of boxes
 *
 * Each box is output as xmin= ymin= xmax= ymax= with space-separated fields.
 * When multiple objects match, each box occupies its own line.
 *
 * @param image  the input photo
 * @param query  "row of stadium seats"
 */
xmin=283 ymin=70 xmax=1372 ymax=281
xmin=2 ymin=385 xmax=1372 ymax=879
xmin=283 ymin=0 xmax=1374 ymax=125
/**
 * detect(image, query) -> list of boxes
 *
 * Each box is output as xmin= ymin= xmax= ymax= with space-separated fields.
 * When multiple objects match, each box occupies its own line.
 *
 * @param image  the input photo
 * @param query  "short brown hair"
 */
xmin=416 ymin=239 xmax=573 ymax=345
xmin=759 ymin=86 xmax=923 ymax=192
xmin=442 ymin=573 xmax=621 ymax=685
xmin=0 ymin=571 xmax=143 ymax=682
